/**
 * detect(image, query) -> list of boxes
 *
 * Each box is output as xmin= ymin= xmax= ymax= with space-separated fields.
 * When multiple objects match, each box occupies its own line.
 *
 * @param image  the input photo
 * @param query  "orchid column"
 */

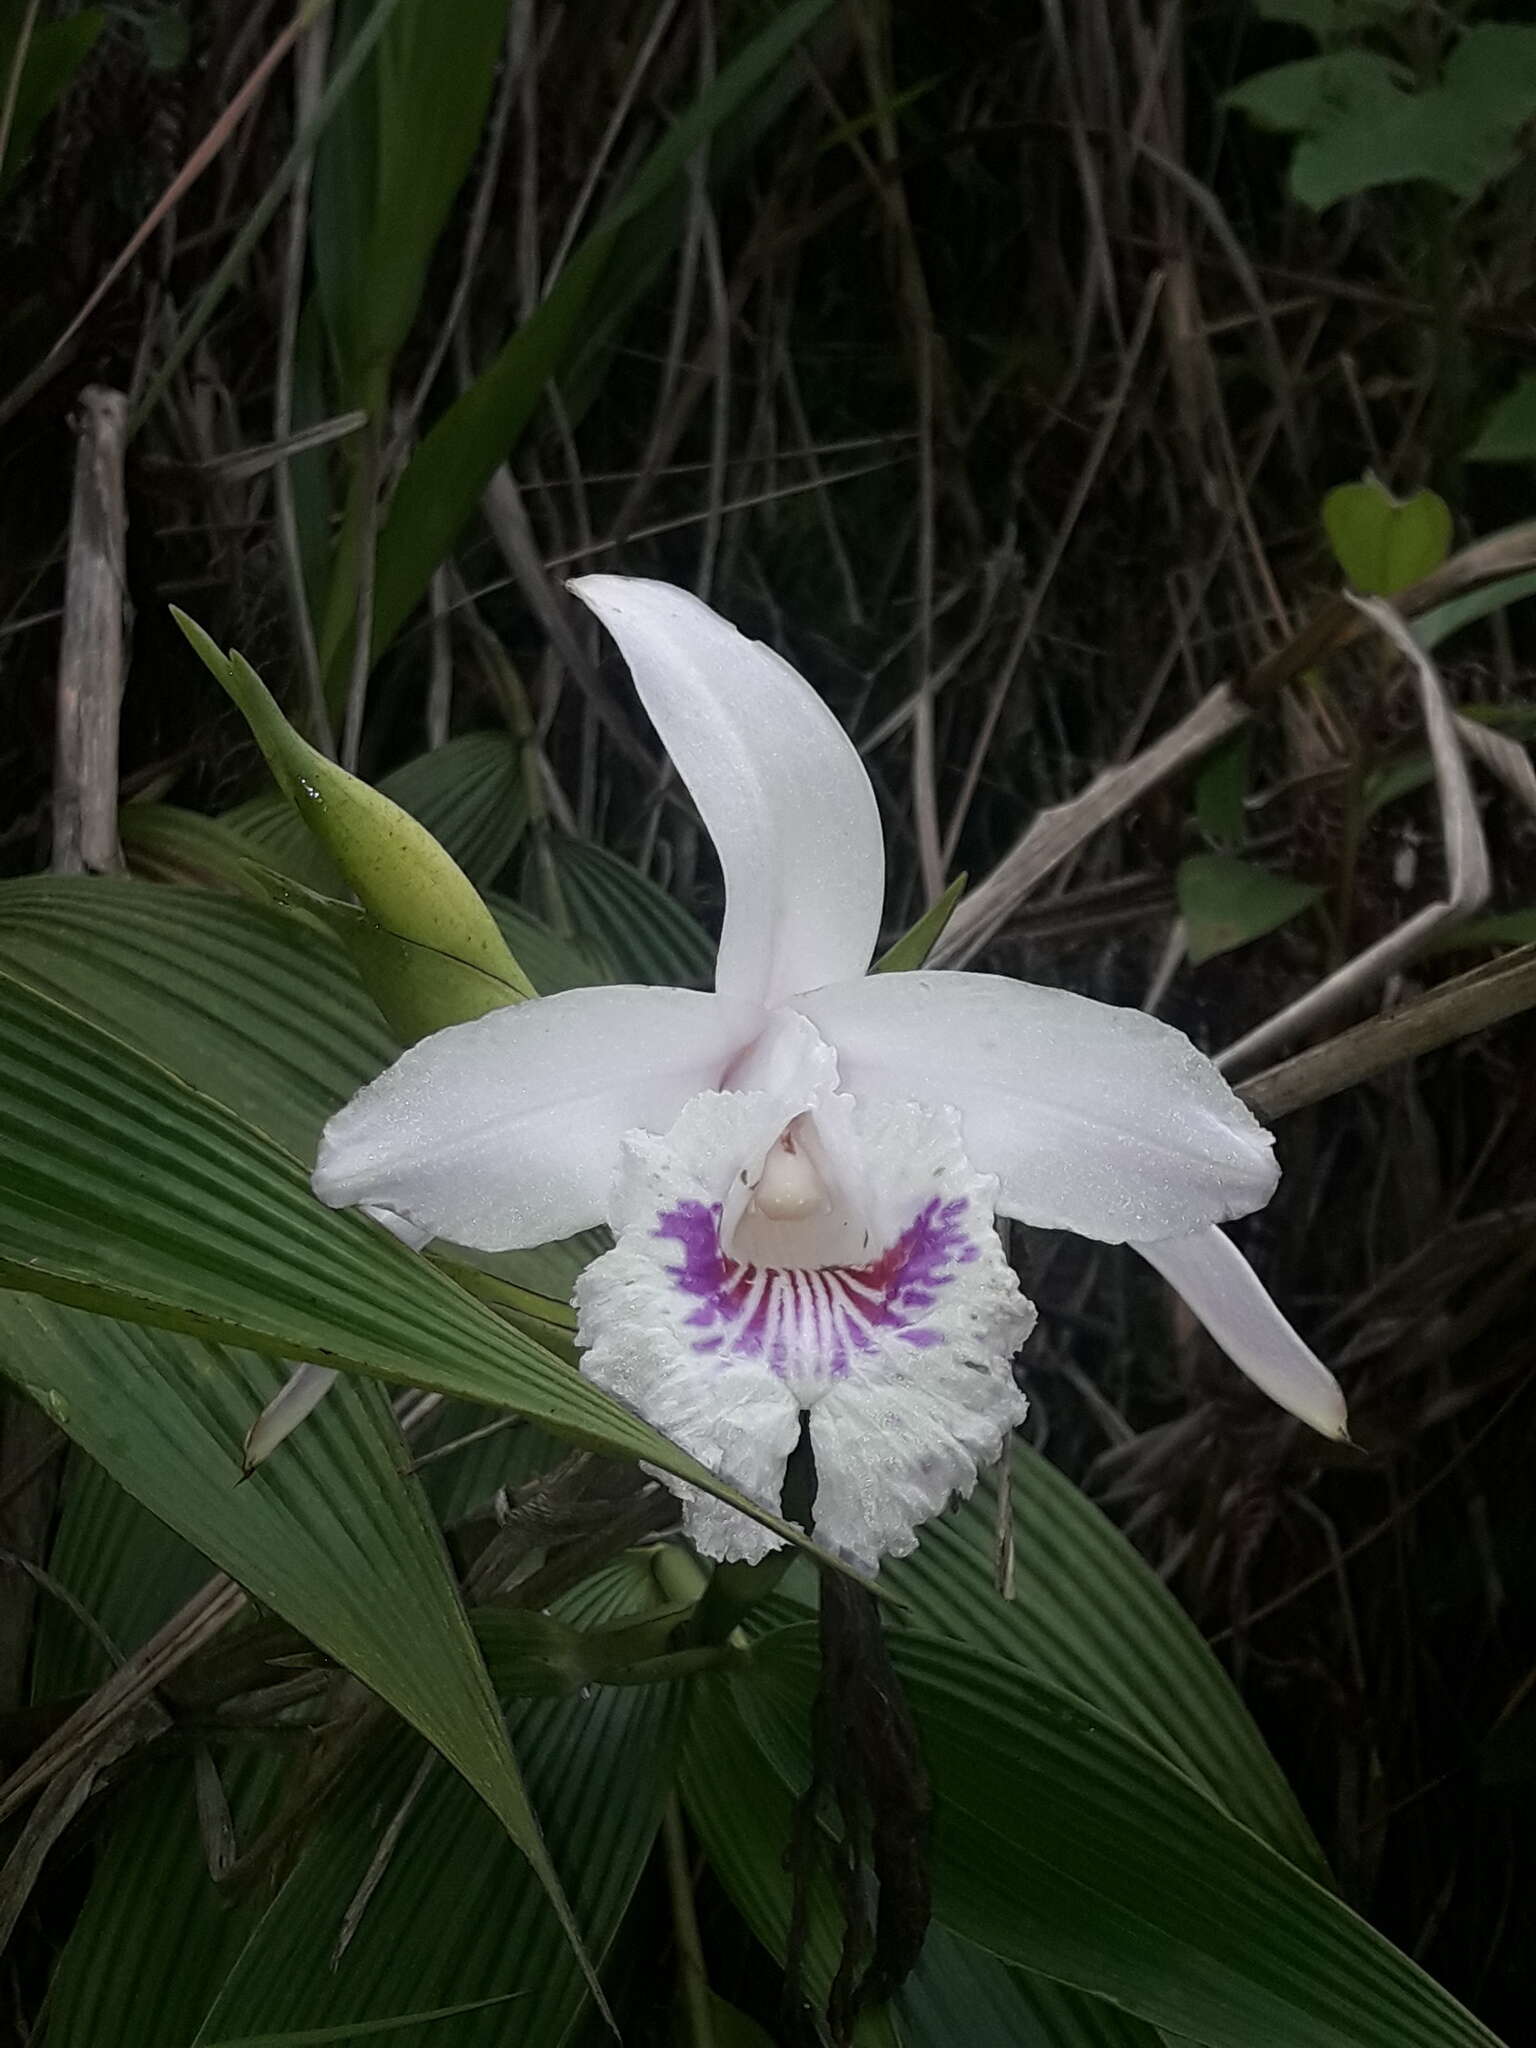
xmin=315 ymin=578 xmax=1346 ymax=1571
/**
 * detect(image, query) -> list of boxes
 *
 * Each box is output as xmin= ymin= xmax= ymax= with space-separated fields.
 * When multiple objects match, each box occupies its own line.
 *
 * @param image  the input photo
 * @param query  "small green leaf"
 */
xmin=1224 ymin=50 xmax=1406 ymax=138
xmin=1194 ymin=734 xmax=1253 ymax=851
xmin=1322 ymin=478 xmax=1453 ymax=596
xmin=874 ymin=874 xmax=967 ymax=973
xmin=1467 ymin=374 xmax=1536 ymax=464
xmin=171 ymin=612 xmax=533 ymax=1003
xmin=1179 ymin=854 xmax=1322 ymax=964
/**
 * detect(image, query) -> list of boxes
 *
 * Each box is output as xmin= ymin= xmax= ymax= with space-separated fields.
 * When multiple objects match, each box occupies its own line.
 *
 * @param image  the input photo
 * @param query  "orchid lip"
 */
xmin=657 ymin=1189 xmax=983 ymax=1404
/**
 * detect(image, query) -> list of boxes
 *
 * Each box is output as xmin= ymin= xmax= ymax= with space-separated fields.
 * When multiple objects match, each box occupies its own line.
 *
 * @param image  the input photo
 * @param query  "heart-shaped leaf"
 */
xmin=1322 ymin=478 xmax=1453 ymax=596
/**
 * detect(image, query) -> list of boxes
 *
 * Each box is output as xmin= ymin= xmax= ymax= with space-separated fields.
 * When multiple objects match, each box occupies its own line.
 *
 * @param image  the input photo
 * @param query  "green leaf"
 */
xmin=678 ymin=1675 xmax=902 ymax=2048
xmin=901 ymin=1925 xmax=1162 ymax=2048
xmin=1193 ymin=733 xmax=1253 ymax=851
xmin=119 ymin=801 xmax=278 ymax=892
xmin=881 ymin=1445 xmax=1326 ymax=1878
xmin=1178 ymin=854 xmax=1322 ymax=964
xmin=1286 ymin=25 xmax=1536 ymax=207
xmin=0 ymin=877 xmax=398 ymax=1160
xmin=42 ymin=1753 xmax=281 ymax=2048
xmin=349 ymin=0 xmax=836 ymax=681
xmin=173 ymin=614 xmax=533 ymax=1001
xmin=737 ymin=1626 xmax=1502 ymax=2048
xmin=1224 ymin=50 xmax=1406 ymax=139
xmin=1428 ymin=908 xmax=1536 ymax=954
xmin=190 ymin=1563 xmax=681 ymax=2048
xmin=534 ymin=835 xmax=716 ymax=987
xmin=0 ymin=1293 xmax=580 ymax=1968
xmin=311 ymin=0 xmax=512 ymax=392
xmin=874 ymin=874 xmax=968 ymax=973
xmin=1412 ymin=568 xmax=1536 ymax=649
xmin=30 ymin=1447 xmax=211 ymax=1700
xmin=0 ymin=6 xmax=104 ymax=200
xmin=1321 ymin=478 xmax=1453 ymax=596
xmin=470 ymin=1602 xmax=699 ymax=1699
xmin=1466 ymin=374 xmax=1536 ymax=464
xmin=0 ymin=964 xmax=821 ymax=1572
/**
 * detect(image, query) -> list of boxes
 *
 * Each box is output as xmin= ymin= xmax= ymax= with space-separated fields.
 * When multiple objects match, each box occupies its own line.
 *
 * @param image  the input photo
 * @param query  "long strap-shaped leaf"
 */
xmin=346 ymin=0 xmax=835 ymax=679
xmin=882 ymin=1446 xmax=1325 ymax=1879
xmin=736 ymin=1625 xmax=1504 ymax=2048
xmin=0 ymin=966 xmax=802 ymax=1540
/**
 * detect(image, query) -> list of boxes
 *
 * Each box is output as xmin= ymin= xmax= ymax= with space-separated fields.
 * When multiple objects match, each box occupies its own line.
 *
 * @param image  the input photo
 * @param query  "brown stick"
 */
xmin=52 ymin=386 xmax=130 ymax=876
xmin=1238 ymin=946 xmax=1536 ymax=1123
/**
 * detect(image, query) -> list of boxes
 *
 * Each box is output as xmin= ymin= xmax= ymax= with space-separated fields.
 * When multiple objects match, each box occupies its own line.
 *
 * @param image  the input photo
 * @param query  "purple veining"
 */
xmin=653 ymin=1194 xmax=974 ymax=1380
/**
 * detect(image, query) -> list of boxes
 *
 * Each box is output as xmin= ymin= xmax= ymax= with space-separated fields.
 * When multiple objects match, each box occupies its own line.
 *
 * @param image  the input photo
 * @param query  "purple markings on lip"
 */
xmin=653 ymin=1195 xmax=974 ymax=1380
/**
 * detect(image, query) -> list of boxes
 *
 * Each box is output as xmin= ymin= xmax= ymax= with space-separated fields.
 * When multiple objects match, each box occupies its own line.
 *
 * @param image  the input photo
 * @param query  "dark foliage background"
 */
xmin=1 ymin=2 xmax=1534 ymax=2038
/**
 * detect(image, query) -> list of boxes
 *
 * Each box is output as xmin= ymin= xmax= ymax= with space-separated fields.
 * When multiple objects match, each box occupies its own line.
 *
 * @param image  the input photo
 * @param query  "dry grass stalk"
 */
xmin=51 ymin=384 xmax=129 ymax=876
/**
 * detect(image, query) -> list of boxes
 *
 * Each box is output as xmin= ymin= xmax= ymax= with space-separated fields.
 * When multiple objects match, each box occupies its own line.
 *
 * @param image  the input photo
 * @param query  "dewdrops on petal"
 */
xmin=574 ymin=1082 xmax=1035 ymax=1571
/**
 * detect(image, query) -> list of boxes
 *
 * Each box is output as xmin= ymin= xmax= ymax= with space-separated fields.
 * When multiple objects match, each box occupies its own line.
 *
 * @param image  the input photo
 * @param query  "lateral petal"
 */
xmin=796 ymin=971 xmax=1279 ymax=1244
xmin=313 ymin=985 xmax=763 ymax=1250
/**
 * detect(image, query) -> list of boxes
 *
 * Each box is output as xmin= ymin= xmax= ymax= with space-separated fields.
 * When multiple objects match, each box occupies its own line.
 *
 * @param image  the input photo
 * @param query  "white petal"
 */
xmin=794 ymin=971 xmax=1279 ymax=1244
xmin=1138 ymin=1225 xmax=1348 ymax=1438
xmin=575 ymin=1080 xmax=1034 ymax=1569
xmin=313 ymin=985 xmax=763 ymax=1251
xmin=568 ymin=576 xmax=884 ymax=1007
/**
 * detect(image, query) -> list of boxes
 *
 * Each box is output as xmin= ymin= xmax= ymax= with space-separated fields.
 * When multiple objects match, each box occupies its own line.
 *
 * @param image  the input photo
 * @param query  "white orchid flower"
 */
xmin=313 ymin=577 xmax=1346 ymax=1572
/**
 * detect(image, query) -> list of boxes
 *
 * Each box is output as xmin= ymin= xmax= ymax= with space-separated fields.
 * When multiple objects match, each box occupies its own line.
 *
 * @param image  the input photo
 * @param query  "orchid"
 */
xmin=313 ymin=577 xmax=1346 ymax=1571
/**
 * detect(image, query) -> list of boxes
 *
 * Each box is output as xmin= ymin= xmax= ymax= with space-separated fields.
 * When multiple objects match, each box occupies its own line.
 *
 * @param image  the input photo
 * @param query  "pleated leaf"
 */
xmin=0 ymin=967 xmax=803 ymax=1541
xmin=901 ymin=1927 xmax=1163 ymax=2048
xmin=0 ymin=878 xmax=396 ymax=1160
xmin=736 ymin=1625 xmax=1503 ymax=2048
xmin=678 ymin=1675 xmax=902 ymax=2048
xmin=0 ymin=1294 xmax=581 ymax=1957
xmin=188 ymin=1562 xmax=679 ymax=2048
xmin=881 ymin=1444 xmax=1324 ymax=1875
xmin=535 ymin=835 xmax=716 ymax=988
xmin=681 ymin=1667 xmax=1152 ymax=2048
xmin=43 ymin=1751 xmax=282 ymax=2048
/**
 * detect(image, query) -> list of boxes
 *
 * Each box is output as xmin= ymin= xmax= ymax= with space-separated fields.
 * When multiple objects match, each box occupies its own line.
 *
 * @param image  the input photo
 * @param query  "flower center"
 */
xmin=726 ymin=1115 xmax=870 ymax=1271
